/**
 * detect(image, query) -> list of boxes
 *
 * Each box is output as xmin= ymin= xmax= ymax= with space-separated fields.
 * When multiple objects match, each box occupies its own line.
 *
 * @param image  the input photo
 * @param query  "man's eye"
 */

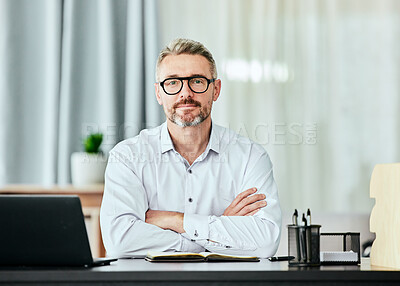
xmin=192 ymin=78 xmax=205 ymax=85
xmin=166 ymin=80 xmax=178 ymax=86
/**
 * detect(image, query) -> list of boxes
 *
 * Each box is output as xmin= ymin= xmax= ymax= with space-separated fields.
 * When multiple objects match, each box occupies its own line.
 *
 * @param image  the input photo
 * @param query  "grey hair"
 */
xmin=156 ymin=38 xmax=217 ymax=81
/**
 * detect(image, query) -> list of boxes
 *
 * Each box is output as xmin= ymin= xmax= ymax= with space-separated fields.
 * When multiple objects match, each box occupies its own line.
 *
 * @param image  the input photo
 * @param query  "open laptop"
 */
xmin=0 ymin=195 xmax=117 ymax=267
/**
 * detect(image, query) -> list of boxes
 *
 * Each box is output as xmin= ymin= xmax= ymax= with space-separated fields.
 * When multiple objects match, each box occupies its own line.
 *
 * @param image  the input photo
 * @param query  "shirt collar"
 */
xmin=160 ymin=121 xmax=221 ymax=155
xmin=161 ymin=122 xmax=174 ymax=153
xmin=208 ymin=122 xmax=220 ymax=154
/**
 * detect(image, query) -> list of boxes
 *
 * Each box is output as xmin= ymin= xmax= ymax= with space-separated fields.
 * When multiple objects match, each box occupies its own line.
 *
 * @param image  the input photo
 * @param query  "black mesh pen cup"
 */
xmin=288 ymin=224 xmax=321 ymax=266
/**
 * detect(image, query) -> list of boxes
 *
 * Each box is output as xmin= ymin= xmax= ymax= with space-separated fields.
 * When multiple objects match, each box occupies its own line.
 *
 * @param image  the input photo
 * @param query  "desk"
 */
xmin=0 ymin=184 xmax=105 ymax=257
xmin=0 ymin=258 xmax=399 ymax=285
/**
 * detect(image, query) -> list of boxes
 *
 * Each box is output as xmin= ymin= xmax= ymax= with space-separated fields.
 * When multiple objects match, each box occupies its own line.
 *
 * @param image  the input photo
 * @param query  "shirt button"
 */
xmin=188 ymin=169 xmax=192 ymax=174
xmin=188 ymin=198 xmax=193 ymax=203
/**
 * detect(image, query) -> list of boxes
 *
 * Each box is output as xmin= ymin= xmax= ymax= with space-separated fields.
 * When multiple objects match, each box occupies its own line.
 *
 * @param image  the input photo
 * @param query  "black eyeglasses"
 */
xmin=158 ymin=76 xmax=216 ymax=96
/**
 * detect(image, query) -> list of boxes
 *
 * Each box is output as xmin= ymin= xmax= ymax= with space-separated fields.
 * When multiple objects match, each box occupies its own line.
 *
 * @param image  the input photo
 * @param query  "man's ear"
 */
xmin=212 ymin=79 xmax=221 ymax=102
xmin=155 ymin=83 xmax=163 ymax=105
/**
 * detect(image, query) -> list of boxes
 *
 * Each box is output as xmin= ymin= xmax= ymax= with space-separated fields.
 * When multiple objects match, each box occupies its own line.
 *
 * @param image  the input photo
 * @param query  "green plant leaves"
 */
xmin=84 ymin=133 xmax=103 ymax=153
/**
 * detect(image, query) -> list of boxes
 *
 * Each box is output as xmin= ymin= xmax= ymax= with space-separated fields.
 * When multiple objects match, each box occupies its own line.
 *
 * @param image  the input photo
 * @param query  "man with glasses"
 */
xmin=100 ymin=38 xmax=281 ymax=258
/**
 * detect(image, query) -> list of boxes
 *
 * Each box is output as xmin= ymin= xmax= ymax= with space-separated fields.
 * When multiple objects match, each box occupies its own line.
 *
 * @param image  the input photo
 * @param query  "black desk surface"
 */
xmin=1 ymin=258 xmax=399 ymax=285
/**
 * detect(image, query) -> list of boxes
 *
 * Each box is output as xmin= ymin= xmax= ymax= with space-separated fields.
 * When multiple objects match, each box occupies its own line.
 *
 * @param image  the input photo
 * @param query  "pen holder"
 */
xmin=287 ymin=224 xmax=321 ymax=267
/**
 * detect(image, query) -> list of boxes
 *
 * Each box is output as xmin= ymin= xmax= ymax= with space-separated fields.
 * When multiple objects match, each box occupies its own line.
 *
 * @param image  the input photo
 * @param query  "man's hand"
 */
xmin=223 ymin=188 xmax=267 ymax=216
xmin=145 ymin=209 xmax=185 ymax=233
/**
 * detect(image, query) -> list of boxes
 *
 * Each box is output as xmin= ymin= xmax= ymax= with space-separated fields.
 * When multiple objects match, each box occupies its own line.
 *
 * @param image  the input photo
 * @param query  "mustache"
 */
xmin=172 ymin=98 xmax=201 ymax=109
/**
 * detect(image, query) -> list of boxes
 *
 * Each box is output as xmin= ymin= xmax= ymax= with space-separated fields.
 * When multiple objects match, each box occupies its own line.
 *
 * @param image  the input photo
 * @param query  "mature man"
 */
xmin=100 ymin=38 xmax=281 ymax=258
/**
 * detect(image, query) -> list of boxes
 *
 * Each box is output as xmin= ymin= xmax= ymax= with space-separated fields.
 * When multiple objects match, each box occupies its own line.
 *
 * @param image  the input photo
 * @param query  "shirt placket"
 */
xmin=184 ymin=163 xmax=195 ymax=215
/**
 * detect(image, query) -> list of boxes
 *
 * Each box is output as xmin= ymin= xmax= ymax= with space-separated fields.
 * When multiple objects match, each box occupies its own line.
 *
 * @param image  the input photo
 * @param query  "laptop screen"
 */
xmin=0 ymin=195 xmax=94 ymax=266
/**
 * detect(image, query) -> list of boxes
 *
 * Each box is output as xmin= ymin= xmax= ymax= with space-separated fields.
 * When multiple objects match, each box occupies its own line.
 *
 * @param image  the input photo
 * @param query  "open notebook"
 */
xmin=0 ymin=195 xmax=117 ymax=267
xmin=145 ymin=251 xmax=260 ymax=262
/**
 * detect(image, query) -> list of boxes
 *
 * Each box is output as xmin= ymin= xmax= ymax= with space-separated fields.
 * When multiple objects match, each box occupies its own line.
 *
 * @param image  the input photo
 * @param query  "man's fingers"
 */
xmin=237 ymin=188 xmax=258 ymax=202
xmin=245 ymin=209 xmax=260 ymax=216
xmin=223 ymin=189 xmax=251 ymax=215
xmin=223 ymin=188 xmax=267 ymax=216
xmin=231 ymin=188 xmax=257 ymax=207
xmin=238 ymin=200 xmax=267 ymax=216
xmin=235 ymin=193 xmax=266 ymax=211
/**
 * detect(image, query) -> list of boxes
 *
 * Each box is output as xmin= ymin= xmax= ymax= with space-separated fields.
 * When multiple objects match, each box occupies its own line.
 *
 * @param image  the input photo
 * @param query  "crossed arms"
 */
xmin=145 ymin=188 xmax=267 ymax=234
xmin=100 ymin=149 xmax=281 ymax=258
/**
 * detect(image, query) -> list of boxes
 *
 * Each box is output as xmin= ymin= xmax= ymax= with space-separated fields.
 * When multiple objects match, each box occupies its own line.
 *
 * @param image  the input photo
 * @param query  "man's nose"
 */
xmin=179 ymin=80 xmax=193 ymax=98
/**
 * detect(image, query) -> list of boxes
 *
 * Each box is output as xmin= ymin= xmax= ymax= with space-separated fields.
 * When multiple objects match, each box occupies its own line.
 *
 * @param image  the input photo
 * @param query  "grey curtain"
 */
xmin=0 ymin=0 xmax=163 ymax=185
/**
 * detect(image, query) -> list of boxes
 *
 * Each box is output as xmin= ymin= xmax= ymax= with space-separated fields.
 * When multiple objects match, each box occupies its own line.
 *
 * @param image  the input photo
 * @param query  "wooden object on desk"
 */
xmin=0 ymin=184 xmax=106 ymax=258
xmin=370 ymin=163 xmax=400 ymax=269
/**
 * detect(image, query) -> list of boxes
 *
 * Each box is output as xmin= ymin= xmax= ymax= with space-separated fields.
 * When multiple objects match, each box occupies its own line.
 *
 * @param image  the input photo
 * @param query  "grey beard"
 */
xmin=172 ymin=113 xmax=205 ymax=127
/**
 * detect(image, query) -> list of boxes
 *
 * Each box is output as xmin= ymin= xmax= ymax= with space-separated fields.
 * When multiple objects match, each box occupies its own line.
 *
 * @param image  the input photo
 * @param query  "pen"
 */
xmin=302 ymin=213 xmax=307 ymax=226
xmin=292 ymin=209 xmax=301 ymax=261
xmin=305 ymin=208 xmax=312 ymax=262
xmin=306 ymin=208 xmax=311 ymax=226
xmin=268 ymin=256 xmax=295 ymax=262
xmin=299 ymin=213 xmax=307 ymax=261
xmin=292 ymin=209 xmax=298 ymax=226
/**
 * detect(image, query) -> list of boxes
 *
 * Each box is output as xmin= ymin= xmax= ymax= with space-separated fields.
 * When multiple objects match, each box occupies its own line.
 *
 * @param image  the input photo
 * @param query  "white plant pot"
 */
xmin=71 ymin=152 xmax=108 ymax=187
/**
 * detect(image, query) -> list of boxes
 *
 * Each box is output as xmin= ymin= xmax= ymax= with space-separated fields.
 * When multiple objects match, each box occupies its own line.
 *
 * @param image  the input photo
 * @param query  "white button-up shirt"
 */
xmin=100 ymin=122 xmax=281 ymax=258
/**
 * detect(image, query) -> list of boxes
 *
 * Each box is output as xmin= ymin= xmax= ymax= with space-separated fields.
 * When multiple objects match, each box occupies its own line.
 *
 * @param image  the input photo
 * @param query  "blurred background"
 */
xmin=1 ymin=0 xmax=399 ymax=217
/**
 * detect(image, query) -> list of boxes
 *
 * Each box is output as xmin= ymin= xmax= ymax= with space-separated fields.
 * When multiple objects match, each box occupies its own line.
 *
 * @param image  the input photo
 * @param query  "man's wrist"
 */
xmin=168 ymin=212 xmax=184 ymax=233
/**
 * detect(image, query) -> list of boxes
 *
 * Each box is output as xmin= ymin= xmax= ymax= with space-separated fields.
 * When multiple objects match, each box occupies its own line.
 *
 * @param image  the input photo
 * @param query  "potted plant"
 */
xmin=71 ymin=133 xmax=108 ymax=187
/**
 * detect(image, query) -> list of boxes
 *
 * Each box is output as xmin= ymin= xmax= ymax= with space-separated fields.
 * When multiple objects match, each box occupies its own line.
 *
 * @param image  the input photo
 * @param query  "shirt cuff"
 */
xmin=183 ymin=213 xmax=210 ymax=240
xmin=179 ymin=233 xmax=206 ymax=252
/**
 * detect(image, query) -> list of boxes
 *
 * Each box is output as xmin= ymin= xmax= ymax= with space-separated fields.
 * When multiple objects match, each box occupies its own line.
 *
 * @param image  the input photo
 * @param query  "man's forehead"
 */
xmin=158 ymin=54 xmax=212 ymax=78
